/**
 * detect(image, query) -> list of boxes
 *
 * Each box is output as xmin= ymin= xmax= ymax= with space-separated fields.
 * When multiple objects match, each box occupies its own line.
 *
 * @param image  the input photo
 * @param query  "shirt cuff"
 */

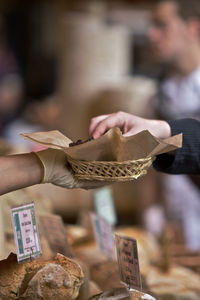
xmin=153 ymin=118 xmax=200 ymax=174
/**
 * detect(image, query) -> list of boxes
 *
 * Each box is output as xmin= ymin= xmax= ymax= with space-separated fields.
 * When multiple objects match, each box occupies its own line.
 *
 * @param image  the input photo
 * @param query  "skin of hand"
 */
xmin=89 ymin=111 xmax=171 ymax=139
xmin=35 ymin=148 xmax=109 ymax=190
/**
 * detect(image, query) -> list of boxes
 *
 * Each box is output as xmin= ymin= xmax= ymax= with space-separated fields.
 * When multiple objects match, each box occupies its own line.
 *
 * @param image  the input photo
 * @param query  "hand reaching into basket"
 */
xmin=35 ymin=149 xmax=108 ymax=190
xmin=89 ymin=111 xmax=171 ymax=139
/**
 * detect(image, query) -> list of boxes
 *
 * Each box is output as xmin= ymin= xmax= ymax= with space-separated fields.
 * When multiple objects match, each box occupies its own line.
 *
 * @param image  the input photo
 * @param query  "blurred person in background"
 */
xmin=0 ymin=11 xmax=58 ymax=151
xmin=1 ymin=49 xmax=59 ymax=149
xmin=0 ymin=15 xmax=24 ymax=139
xmin=147 ymin=0 xmax=200 ymax=249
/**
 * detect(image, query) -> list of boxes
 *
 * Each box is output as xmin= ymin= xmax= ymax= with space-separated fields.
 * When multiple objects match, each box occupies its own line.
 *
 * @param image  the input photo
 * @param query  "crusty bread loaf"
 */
xmin=0 ymin=252 xmax=84 ymax=300
xmin=145 ymin=265 xmax=200 ymax=300
xmin=0 ymin=253 xmax=26 ymax=299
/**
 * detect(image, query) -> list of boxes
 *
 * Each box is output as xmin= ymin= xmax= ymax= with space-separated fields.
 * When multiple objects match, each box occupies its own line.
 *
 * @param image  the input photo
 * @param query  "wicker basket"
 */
xmin=67 ymin=156 xmax=155 ymax=182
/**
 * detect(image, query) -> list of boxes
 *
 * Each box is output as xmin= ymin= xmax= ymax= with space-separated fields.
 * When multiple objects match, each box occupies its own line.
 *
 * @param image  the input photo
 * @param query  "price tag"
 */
xmin=91 ymin=212 xmax=114 ymax=259
xmin=11 ymin=202 xmax=41 ymax=263
xmin=115 ymin=234 xmax=142 ymax=291
xmin=94 ymin=187 xmax=117 ymax=225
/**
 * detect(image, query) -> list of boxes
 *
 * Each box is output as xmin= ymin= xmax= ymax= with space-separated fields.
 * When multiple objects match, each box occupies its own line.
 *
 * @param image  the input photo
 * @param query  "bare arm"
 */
xmin=0 ymin=149 xmax=109 ymax=196
xmin=0 ymin=153 xmax=43 ymax=195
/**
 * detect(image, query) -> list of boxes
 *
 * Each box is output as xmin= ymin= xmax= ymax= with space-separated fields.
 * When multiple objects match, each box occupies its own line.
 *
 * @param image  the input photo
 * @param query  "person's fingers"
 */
xmin=123 ymin=131 xmax=135 ymax=137
xmin=89 ymin=115 xmax=108 ymax=137
xmin=92 ymin=114 xmax=125 ymax=139
xmin=89 ymin=112 xmax=145 ymax=139
xmin=123 ymin=128 xmax=141 ymax=137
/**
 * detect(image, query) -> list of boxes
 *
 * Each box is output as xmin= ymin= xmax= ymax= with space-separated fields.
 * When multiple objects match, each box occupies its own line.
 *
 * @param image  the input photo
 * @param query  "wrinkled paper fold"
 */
xmin=21 ymin=128 xmax=182 ymax=162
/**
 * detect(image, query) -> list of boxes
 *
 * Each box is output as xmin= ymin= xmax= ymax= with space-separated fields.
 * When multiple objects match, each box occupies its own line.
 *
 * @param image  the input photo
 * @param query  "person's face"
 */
xmin=148 ymin=1 xmax=191 ymax=63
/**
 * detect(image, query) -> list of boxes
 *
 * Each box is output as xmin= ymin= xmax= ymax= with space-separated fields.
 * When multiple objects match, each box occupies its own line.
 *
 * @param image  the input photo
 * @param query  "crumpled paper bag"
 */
xmin=21 ymin=127 xmax=182 ymax=162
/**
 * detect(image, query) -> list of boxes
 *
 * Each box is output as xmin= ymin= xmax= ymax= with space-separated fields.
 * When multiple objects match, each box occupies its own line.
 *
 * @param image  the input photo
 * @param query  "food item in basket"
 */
xmin=0 ymin=252 xmax=84 ymax=300
xmin=69 ymin=137 xmax=93 ymax=147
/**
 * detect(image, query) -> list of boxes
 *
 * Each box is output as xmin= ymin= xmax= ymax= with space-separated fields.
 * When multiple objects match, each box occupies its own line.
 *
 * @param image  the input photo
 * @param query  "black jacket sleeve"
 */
xmin=153 ymin=118 xmax=200 ymax=174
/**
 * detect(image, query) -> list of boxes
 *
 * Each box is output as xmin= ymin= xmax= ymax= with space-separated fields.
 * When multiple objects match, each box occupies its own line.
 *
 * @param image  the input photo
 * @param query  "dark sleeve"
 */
xmin=153 ymin=118 xmax=200 ymax=174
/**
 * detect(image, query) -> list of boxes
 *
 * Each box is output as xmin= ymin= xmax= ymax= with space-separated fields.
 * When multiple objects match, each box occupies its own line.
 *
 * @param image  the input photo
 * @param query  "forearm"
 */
xmin=0 ymin=153 xmax=43 ymax=195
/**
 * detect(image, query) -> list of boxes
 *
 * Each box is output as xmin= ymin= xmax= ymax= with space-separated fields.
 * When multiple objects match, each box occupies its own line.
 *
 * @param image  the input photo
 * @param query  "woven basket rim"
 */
xmin=67 ymin=156 xmax=154 ymax=165
xmin=67 ymin=155 xmax=155 ymax=181
xmin=74 ymin=172 xmax=148 ymax=181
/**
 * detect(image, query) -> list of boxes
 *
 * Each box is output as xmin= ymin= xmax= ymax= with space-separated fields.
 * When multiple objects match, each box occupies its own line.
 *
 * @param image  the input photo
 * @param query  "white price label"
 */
xmin=11 ymin=202 xmax=41 ymax=263
xmin=115 ymin=234 xmax=142 ymax=291
xmin=94 ymin=187 xmax=117 ymax=225
xmin=91 ymin=212 xmax=115 ymax=260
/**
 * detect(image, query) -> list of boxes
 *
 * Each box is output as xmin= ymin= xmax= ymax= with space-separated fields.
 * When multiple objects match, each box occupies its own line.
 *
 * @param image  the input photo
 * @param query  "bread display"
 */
xmin=0 ymin=253 xmax=84 ymax=300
